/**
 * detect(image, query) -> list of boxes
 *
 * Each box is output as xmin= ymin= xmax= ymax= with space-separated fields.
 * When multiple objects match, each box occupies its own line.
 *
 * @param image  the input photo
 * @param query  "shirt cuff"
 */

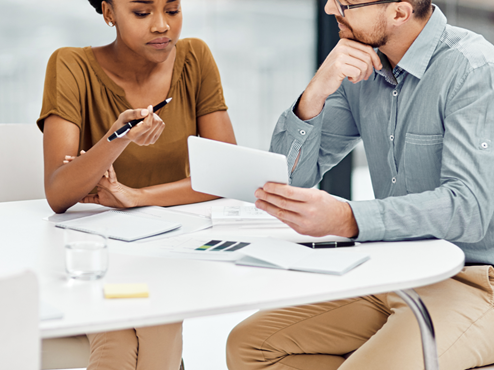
xmin=284 ymin=95 xmax=325 ymax=144
xmin=348 ymin=200 xmax=386 ymax=241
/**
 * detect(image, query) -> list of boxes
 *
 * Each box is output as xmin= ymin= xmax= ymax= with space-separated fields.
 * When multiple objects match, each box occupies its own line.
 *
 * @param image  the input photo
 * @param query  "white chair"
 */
xmin=0 ymin=269 xmax=40 ymax=369
xmin=0 ymin=123 xmax=45 ymax=201
xmin=0 ymin=123 xmax=89 ymax=368
xmin=41 ymin=336 xmax=89 ymax=370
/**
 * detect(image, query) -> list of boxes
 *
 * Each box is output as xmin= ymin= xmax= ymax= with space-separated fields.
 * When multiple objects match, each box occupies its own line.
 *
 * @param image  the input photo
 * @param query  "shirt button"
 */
xmin=300 ymin=130 xmax=306 ymax=136
xmin=392 ymin=177 xmax=397 ymax=184
xmin=482 ymin=142 xmax=489 ymax=149
xmin=390 ymin=135 xmax=394 ymax=141
xmin=392 ymin=90 xmax=398 ymax=97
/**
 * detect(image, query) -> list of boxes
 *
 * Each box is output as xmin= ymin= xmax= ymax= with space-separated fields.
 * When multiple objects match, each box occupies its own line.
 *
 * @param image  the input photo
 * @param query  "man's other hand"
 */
xmin=255 ymin=183 xmax=359 ymax=238
xmin=296 ymin=39 xmax=382 ymax=121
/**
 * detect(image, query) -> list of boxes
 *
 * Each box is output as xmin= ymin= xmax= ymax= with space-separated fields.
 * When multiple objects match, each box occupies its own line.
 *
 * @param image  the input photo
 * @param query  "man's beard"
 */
xmin=335 ymin=14 xmax=388 ymax=48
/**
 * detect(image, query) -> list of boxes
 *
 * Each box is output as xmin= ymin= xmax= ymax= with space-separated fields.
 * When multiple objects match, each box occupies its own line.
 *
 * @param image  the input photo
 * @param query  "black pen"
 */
xmin=107 ymin=97 xmax=172 ymax=142
xmin=298 ymin=241 xmax=355 ymax=249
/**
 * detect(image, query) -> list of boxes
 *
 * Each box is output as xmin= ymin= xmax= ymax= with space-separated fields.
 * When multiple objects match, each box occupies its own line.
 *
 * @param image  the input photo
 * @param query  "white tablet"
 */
xmin=188 ymin=136 xmax=289 ymax=203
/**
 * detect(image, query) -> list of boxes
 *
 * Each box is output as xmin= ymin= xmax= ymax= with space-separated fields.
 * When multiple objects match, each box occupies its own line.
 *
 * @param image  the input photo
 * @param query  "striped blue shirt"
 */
xmin=270 ymin=6 xmax=494 ymax=265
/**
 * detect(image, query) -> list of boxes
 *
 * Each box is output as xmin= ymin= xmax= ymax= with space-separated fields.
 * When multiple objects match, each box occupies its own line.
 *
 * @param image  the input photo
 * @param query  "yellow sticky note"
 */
xmin=104 ymin=284 xmax=150 ymax=299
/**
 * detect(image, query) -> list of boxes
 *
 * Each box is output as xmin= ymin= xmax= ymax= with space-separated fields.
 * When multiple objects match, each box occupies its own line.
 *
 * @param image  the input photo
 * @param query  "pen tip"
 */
xmin=166 ymin=98 xmax=172 ymax=103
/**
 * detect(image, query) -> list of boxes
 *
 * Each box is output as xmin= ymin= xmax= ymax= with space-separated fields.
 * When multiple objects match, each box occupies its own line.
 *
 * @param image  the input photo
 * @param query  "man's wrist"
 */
xmin=342 ymin=203 xmax=359 ymax=238
xmin=295 ymin=87 xmax=327 ymax=121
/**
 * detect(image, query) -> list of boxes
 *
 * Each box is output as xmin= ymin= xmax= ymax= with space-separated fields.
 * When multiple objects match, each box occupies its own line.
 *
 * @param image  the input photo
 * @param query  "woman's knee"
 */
xmin=88 ymin=329 xmax=138 ymax=352
xmin=87 ymin=329 xmax=138 ymax=370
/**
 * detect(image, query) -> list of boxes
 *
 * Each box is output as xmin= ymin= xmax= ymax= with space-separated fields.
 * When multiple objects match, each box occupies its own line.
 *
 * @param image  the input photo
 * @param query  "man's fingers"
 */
xmin=261 ymin=183 xmax=314 ymax=203
xmin=255 ymin=199 xmax=301 ymax=225
xmin=345 ymin=49 xmax=376 ymax=80
xmin=339 ymin=39 xmax=382 ymax=70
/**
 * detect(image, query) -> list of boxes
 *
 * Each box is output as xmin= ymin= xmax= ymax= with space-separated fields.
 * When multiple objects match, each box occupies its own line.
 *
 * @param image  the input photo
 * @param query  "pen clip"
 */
xmin=115 ymin=128 xmax=130 ymax=138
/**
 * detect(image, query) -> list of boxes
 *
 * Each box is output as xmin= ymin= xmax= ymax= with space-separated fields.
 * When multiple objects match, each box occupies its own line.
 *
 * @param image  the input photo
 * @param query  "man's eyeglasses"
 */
xmin=334 ymin=0 xmax=402 ymax=17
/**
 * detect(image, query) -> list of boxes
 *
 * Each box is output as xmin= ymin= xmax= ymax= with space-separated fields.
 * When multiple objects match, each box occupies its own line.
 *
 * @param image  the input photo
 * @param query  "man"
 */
xmin=226 ymin=0 xmax=494 ymax=369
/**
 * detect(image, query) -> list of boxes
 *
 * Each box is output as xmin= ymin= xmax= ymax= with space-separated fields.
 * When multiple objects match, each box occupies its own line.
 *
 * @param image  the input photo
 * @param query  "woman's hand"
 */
xmin=64 ymin=151 xmax=140 ymax=208
xmin=111 ymin=105 xmax=165 ymax=146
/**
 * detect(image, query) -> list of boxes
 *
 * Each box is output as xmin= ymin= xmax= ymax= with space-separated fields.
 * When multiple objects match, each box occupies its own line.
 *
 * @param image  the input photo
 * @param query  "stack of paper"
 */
xmin=211 ymin=206 xmax=282 ymax=226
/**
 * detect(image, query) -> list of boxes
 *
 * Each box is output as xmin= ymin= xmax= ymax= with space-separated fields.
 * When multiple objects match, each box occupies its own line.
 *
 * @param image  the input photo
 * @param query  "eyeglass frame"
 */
xmin=334 ymin=0 xmax=402 ymax=17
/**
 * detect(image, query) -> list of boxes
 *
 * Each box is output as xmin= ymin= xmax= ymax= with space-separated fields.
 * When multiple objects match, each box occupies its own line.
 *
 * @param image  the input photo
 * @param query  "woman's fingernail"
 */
xmin=63 ymin=160 xmax=68 ymax=164
xmin=141 ymin=109 xmax=149 ymax=116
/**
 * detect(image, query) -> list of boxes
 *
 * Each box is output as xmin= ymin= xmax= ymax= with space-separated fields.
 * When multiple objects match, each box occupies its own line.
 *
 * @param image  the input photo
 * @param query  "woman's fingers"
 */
xmin=107 ymin=164 xmax=117 ymax=183
xmin=128 ymin=106 xmax=165 ymax=145
xmin=80 ymin=194 xmax=100 ymax=204
xmin=112 ymin=104 xmax=165 ymax=145
xmin=118 ymin=107 xmax=150 ymax=126
xmin=63 ymin=150 xmax=86 ymax=164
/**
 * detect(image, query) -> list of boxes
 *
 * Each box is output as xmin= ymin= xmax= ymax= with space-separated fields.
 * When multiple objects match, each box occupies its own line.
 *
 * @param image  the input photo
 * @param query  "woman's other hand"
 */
xmin=64 ymin=151 xmax=140 ymax=208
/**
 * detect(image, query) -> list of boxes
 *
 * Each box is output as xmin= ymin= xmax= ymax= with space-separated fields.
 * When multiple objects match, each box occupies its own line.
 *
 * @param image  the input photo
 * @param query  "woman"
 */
xmin=37 ymin=0 xmax=236 ymax=368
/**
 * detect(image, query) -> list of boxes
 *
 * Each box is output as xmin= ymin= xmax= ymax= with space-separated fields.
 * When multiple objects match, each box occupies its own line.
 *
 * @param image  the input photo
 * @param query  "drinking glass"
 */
xmin=64 ymin=228 xmax=109 ymax=280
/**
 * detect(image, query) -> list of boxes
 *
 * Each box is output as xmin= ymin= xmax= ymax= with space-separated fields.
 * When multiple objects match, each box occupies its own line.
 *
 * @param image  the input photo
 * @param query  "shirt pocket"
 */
xmin=404 ymin=133 xmax=443 ymax=194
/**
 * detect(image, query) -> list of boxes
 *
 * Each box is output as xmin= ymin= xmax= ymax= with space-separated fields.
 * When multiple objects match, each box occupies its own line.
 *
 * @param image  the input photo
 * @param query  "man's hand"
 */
xmin=255 ymin=183 xmax=359 ymax=238
xmin=296 ymin=39 xmax=382 ymax=120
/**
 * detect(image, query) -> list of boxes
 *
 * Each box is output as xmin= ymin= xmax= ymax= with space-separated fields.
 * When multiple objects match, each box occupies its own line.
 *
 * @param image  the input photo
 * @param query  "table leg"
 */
xmin=395 ymin=289 xmax=439 ymax=370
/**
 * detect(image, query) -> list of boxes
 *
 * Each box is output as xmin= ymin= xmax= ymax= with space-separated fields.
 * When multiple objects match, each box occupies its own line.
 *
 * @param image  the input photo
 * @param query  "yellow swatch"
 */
xmin=104 ymin=284 xmax=149 ymax=299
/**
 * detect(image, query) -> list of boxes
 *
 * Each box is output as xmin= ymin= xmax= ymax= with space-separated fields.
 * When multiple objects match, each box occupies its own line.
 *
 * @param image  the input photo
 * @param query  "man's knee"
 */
xmin=227 ymin=316 xmax=267 ymax=370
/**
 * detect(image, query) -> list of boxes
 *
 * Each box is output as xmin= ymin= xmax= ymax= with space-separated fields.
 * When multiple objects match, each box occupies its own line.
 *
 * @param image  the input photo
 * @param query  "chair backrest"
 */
xmin=0 ymin=123 xmax=45 ymax=201
xmin=0 ymin=269 xmax=39 ymax=369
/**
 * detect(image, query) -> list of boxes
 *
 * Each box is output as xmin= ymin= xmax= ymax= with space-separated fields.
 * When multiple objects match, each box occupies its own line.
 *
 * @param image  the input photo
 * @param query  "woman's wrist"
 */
xmin=130 ymin=187 xmax=145 ymax=208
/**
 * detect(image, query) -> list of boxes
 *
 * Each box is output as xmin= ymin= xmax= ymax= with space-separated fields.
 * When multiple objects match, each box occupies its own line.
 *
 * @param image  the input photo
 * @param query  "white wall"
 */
xmin=0 ymin=0 xmax=316 ymax=151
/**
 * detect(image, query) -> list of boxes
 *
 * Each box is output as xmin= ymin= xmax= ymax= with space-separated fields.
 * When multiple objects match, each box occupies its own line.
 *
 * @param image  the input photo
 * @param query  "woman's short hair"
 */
xmin=88 ymin=0 xmax=112 ymax=14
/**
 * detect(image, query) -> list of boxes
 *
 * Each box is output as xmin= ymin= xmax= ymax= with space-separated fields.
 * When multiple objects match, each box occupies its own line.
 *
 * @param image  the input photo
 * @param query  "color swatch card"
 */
xmin=161 ymin=237 xmax=254 ymax=262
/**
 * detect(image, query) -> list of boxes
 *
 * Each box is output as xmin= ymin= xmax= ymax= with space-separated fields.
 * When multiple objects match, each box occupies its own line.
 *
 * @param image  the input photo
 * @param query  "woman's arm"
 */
xmin=43 ymin=107 xmax=165 ymax=213
xmin=81 ymin=110 xmax=236 ymax=208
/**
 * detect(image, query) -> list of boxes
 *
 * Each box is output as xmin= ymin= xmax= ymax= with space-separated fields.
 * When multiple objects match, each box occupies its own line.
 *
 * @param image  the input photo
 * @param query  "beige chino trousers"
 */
xmin=227 ymin=266 xmax=494 ymax=370
xmin=86 ymin=322 xmax=182 ymax=370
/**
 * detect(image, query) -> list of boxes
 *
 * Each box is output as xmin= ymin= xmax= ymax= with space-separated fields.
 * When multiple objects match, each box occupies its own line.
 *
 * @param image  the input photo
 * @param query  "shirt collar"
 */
xmin=375 ymin=5 xmax=447 ymax=83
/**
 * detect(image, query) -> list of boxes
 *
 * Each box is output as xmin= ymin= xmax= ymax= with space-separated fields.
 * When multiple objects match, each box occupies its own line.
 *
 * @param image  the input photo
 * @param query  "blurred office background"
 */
xmin=2 ymin=0 xmax=494 ymax=202
xmin=1 ymin=0 xmax=493 ymax=369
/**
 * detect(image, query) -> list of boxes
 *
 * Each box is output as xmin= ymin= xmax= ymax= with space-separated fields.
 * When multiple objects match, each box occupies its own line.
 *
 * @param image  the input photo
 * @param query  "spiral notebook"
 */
xmin=56 ymin=210 xmax=182 ymax=242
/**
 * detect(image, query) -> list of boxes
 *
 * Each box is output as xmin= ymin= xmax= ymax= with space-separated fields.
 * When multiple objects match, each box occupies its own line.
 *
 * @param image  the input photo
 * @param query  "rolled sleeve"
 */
xmin=271 ymin=88 xmax=360 ymax=188
xmin=270 ymin=96 xmax=325 ymax=186
xmin=349 ymin=200 xmax=386 ymax=241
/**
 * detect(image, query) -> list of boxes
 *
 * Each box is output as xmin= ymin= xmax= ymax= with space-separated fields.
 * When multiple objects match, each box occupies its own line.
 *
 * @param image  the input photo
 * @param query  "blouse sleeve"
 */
xmin=37 ymin=48 xmax=84 ymax=132
xmin=192 ymin=39 xmax=228 ymax=117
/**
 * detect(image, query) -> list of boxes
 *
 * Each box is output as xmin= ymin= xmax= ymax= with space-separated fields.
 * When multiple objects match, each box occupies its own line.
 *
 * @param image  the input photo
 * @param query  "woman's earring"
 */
xmin=108 ymin=21 xmax=114 ymax=27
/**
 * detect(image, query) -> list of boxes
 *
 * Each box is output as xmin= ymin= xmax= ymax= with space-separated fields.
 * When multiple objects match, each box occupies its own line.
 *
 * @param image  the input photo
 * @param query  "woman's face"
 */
xmin=107 ymin=0 xmax=183 ymax=63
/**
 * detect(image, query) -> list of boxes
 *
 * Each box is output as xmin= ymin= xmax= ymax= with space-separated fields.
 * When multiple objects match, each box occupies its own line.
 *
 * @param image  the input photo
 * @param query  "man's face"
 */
xmin=325 ymin=0 xmax=389 ymax=48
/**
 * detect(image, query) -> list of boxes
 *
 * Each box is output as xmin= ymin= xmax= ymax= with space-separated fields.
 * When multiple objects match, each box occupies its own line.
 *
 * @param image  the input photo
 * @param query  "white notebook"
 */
xmin=235 ymin=238 xmax=370 ymax=275
xmin=56 ymin=210 xmax=181 ymax=242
